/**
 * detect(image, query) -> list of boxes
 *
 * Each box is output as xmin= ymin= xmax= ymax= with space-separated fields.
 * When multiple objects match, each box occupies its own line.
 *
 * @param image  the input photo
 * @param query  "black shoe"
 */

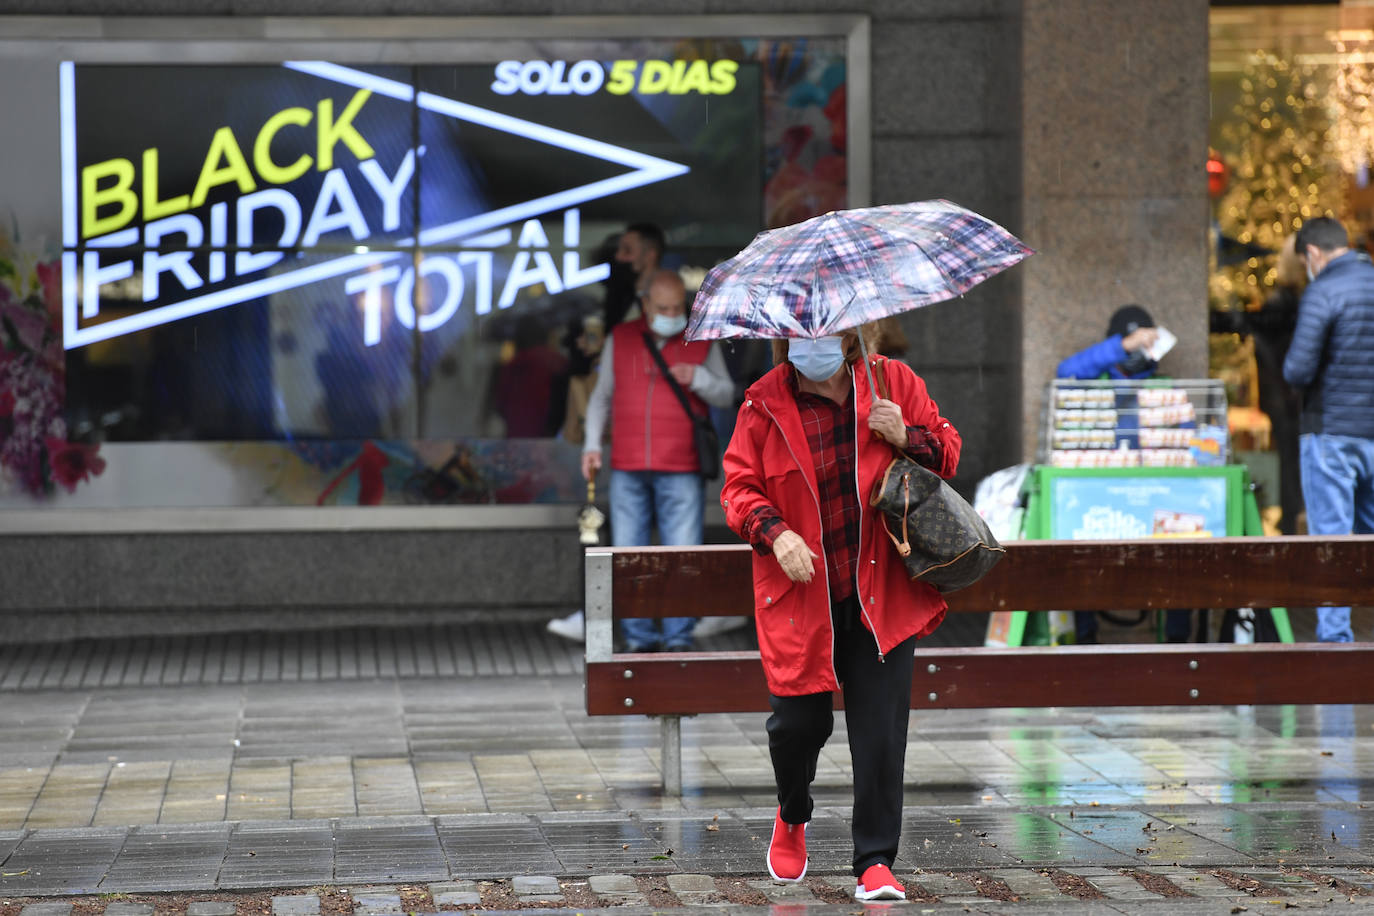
xmin=663 ymin=642 xmax=694 ymax=652
xmin=1076 ymin=633 xmax=1098 ymax=645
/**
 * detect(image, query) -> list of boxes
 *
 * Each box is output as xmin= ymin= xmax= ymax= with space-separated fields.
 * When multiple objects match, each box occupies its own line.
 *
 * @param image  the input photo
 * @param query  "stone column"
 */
xmin=1019 ymin=0 xmax=1210 ymax=459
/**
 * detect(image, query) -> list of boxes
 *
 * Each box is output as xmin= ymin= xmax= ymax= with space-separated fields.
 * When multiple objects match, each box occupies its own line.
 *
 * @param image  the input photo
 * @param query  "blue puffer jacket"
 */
xmin=1282 ymin=250 xmax=1374 ymax=438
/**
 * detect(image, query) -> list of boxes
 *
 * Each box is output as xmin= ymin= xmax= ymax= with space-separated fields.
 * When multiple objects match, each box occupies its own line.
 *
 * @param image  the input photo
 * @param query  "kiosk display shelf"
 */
xmin=1041 ymin=378 xmax=1230 ymax=469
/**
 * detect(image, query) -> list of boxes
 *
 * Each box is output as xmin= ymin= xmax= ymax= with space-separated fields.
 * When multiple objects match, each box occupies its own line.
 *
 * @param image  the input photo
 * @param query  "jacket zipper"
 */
xmin=852 ymin=367 xmax=884 ymax=662
xmin=758 ymin=398 xmax=839 ymax=688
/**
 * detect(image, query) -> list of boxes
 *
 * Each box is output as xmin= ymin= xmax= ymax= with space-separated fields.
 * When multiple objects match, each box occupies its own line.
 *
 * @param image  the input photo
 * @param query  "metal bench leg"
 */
xmin=660 ymin=715 xmax=682 ymax=796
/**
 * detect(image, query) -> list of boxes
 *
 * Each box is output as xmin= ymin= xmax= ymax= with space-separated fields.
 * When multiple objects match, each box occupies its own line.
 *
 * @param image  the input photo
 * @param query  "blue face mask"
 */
xmin=789 ymin=336 xmax=846 ymax=381
xmin=650 ymin=313 xmax=687 ymax=338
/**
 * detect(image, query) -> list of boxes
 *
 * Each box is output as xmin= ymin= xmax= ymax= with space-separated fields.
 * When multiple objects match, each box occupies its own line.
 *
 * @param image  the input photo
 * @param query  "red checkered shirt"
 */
xmin=743 ymin=375 xmax=943 ymax=604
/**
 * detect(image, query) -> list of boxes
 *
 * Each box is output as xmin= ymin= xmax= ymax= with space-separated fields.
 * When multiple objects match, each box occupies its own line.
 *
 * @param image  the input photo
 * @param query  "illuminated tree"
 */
xmin=1211 ymin=52 xmax=1344 ymax=310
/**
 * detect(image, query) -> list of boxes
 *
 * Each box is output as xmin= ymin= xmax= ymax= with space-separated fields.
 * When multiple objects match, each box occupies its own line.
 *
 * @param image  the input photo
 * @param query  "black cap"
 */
xmin=1106 ymin=304 xmax=1154 ymax=339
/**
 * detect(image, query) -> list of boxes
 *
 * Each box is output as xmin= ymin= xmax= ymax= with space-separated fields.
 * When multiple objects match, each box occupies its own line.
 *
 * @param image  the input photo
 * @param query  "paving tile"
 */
xmin=588 ymin=873 xmax=639 ymax=896
xmin=511 ymin=875 xmax=559 ymax=896
xmin=334 ymin=822 xmax=446 ymax=883
xmin=219 ymin=826 xmax=333 ymax=889
xmin=0 ymin=828 xmax=128 ymax=896
xmin=186 ymin=904 xmax=237 ymax=916
xmin=99 ymin=825 xmax=231 ymax=892
xmin=350 ymin=893 xmax=402 ymax=915
xmin=747 ymin=878 xmax=814 ymax=902
xmin=431 ymin=891 xmax=480 ymax=906
xmin=1074 ymin=869 xmax=1166 ymax=901
xmin=980 ymin=867 xmax=1064 ymax=900
xmin=436 ymin=817 xmax=560 ymax=878
xmin=909 ymin=871 xmax=981 ymax=900
xmin=102 ymin=904 xmax=155 ymax=916
xmin=18 ymin=906 xmax=72 ymax=916
xmin=667 ymin=873 xmax=718 ymax=895
xmin=270 ymin=895 xmax=320 ymax=916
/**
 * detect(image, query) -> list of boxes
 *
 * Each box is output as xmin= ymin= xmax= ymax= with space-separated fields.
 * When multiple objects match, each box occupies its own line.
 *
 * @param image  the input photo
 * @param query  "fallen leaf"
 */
xmin=1 ymin=870 xmax=28 ymax=877
xmin=622 ymin=844 xmax=630 ymax=850
xmin=705 ymin=824 xmax=719 ymax=832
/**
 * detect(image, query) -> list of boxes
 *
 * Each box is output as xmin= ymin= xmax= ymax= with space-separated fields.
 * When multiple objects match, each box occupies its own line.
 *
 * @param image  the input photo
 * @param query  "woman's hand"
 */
xmin=772 ymin=529 xmax=819 ymax=584
xmin=868 ymin=398 xmax=907 ymax=447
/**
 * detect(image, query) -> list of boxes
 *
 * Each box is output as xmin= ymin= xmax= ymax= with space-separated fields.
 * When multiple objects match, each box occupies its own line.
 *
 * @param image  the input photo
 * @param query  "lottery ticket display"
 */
xmin=1043 ymin=379 xmax=1229 ymax=469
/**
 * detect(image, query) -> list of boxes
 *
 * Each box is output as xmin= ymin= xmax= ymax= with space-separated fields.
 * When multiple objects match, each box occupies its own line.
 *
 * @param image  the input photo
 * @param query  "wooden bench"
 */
xmin=584 ymin=536 xmax=1374 ymax=794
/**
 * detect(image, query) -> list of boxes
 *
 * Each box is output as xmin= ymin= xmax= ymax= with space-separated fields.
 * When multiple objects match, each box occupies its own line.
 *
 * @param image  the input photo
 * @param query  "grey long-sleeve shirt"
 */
xmin=583 ymin=334 xmax=735 ymax=455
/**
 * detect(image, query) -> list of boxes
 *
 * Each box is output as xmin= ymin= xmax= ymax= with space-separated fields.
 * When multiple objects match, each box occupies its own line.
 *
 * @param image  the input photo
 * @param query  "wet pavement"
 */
xmin=1 ymin=620 xmax=1373 ymax=912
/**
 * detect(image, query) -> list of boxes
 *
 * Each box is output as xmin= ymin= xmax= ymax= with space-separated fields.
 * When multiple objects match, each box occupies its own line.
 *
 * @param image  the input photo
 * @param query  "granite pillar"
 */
xmin=1019 ymin=0 xmax=1210 ymax=459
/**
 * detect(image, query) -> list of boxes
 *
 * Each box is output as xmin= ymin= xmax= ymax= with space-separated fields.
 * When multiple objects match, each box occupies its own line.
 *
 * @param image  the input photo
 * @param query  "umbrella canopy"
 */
xmin=686 ymin=199 xmax=1032 ymax=342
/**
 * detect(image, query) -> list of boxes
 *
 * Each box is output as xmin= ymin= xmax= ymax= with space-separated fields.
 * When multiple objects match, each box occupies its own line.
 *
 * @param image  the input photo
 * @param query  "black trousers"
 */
xmin=766 ymin=598 xmax=917 ymax=876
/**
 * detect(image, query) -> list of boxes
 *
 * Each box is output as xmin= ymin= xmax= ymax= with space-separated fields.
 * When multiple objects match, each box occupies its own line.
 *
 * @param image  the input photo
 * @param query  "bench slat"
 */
xmin=606 ymin=536 xmax=1374 ymax=617
xmin=587 ymin=643 xmax=1374 ymax=715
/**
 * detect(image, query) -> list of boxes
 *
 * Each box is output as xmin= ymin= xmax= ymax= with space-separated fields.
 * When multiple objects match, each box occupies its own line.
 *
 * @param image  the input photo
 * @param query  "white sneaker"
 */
xmin=546 ymin=610 xmax=585 ymax=642
xmin=693 ymin=615 xmax=751 ymax=638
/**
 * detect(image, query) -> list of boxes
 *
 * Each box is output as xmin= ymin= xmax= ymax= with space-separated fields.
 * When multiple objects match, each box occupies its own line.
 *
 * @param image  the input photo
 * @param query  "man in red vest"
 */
xmin=582 ymin=270 xmax=736 ymax=651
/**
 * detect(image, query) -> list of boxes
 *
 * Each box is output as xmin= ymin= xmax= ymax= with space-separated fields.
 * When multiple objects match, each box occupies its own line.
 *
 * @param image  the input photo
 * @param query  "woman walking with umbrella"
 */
xmin=691 ymin=200 xmax=1030 ymax=899
xmin=720 ymin=325 xmax=959 ymax=899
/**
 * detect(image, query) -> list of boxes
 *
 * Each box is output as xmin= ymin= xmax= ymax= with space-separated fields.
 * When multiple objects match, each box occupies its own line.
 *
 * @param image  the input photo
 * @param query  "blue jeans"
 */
xmin=1300 ymin=433 xmax=1374 ymax=642
xmin=611 ymin=470 xmax=703 ymax=650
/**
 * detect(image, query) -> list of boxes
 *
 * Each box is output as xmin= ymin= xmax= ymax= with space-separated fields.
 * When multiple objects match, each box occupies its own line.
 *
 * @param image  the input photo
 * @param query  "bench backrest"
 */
xmin=585 ymin=536 xmax=1374 ymax=715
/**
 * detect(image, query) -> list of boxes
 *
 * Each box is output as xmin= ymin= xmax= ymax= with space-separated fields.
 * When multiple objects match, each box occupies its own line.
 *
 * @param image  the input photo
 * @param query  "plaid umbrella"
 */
xmin=686 ymin=199 xmax=1032 ymax=342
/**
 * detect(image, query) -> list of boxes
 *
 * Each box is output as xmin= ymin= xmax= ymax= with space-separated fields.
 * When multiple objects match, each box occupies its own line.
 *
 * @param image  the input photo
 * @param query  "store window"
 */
xmin=1208 ymin=2 xmax=1372 ymax=533
xmin=0 ymin=20 xmax=863 ymax=509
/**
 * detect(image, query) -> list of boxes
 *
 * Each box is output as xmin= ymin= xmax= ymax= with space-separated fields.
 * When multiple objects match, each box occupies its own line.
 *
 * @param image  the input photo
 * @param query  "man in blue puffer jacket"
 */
xmin=1283 ymin=216 xmax=1374 ymax=643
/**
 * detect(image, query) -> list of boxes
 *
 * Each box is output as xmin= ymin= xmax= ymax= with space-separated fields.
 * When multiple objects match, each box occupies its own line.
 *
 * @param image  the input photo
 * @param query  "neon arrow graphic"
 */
xmin=60 ymin=60 xmax=690 ymax=350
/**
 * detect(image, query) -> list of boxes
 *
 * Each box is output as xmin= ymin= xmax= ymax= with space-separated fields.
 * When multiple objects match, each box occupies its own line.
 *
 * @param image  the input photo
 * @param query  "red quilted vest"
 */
xmin=610 ymin=318 xmax=711 ymax=472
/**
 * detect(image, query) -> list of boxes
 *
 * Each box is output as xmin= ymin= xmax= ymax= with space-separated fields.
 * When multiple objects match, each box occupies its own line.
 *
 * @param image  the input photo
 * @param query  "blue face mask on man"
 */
xmin=789 ymin=336 xmax=846 ymax=381
xmin=649 ymin=313 xmax=687 ymax=338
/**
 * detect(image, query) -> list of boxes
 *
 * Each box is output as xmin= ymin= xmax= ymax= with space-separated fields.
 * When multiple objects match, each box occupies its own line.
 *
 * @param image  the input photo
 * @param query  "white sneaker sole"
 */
xmin=766 ymin=819 xmax=807 ymax=884
xmin=854 ymin=885 xmax=905 ymax=901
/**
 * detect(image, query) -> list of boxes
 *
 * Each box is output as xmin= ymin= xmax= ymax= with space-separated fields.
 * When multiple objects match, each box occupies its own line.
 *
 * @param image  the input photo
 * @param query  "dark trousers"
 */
xmin=766 ymin=598 xmax=917 ymax=876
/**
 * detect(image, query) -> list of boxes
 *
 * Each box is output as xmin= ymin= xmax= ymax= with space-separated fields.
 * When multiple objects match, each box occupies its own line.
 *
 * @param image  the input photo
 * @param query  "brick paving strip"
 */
xmin=0 ymin=867 xmax=1288 ymax=915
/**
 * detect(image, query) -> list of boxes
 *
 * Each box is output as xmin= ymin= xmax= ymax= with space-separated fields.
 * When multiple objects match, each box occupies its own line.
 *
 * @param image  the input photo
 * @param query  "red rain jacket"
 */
xmin=720 ymin=356 xmax=961 ymax=696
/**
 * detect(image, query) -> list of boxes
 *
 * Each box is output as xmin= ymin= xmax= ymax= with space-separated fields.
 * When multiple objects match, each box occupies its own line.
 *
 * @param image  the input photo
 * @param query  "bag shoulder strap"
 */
xmin=641 ymin=331 xmax=700 ymax=422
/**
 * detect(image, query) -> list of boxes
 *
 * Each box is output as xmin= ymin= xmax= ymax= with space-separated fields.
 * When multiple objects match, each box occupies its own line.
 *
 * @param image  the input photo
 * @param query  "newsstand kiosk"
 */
xmin=986 ymin=379 xmax=1294 ymax=647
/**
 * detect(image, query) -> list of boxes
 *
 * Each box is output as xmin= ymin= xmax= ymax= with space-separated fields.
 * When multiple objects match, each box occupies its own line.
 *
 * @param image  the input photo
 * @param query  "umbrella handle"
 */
xmin=856 ymin=331 xmax=879 ymax=406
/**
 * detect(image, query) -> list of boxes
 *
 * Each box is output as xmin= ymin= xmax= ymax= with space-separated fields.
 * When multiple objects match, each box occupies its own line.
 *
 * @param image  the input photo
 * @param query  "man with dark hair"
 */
xmin=1056 ymin=304 xmax=1161 ymax=381
xmin=604 ymin=223 xmax=666 ymax=330
xmin=1284 ymin=216 xmax=1374 ymax=643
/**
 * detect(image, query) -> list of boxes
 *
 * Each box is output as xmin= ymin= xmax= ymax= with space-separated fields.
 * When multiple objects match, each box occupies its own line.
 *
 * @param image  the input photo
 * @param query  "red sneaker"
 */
xmin=855 ymin=863 xmax=905 ymax=901
xmin=766 ymin=808 xmax=807 ymax=883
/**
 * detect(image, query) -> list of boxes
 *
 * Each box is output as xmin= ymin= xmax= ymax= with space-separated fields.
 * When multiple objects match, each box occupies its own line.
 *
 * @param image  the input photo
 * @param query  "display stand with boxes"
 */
xmin=984 ymin=379 xmax=1292 ymax=648
xmin=1044 ymin=378 xmax=1230 ymax=470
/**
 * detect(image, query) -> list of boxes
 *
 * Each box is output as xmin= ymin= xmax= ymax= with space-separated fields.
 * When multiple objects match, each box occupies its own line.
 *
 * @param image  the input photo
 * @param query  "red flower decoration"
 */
xmin=44 ymin=437 xmax=107 ymax=493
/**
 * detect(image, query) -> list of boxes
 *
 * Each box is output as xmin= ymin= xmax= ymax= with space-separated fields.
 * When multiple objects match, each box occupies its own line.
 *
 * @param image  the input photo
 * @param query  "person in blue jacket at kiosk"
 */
xmin=1056 ymin=305 xmax=1192 ymax=644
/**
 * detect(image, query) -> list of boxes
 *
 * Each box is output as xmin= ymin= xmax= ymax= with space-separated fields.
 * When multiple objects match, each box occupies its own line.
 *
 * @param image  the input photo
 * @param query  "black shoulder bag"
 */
xmin=642 ymin=332 xmax=721 ymax=480
xmin=867 ymin=358 xmax=1004 ymax=593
